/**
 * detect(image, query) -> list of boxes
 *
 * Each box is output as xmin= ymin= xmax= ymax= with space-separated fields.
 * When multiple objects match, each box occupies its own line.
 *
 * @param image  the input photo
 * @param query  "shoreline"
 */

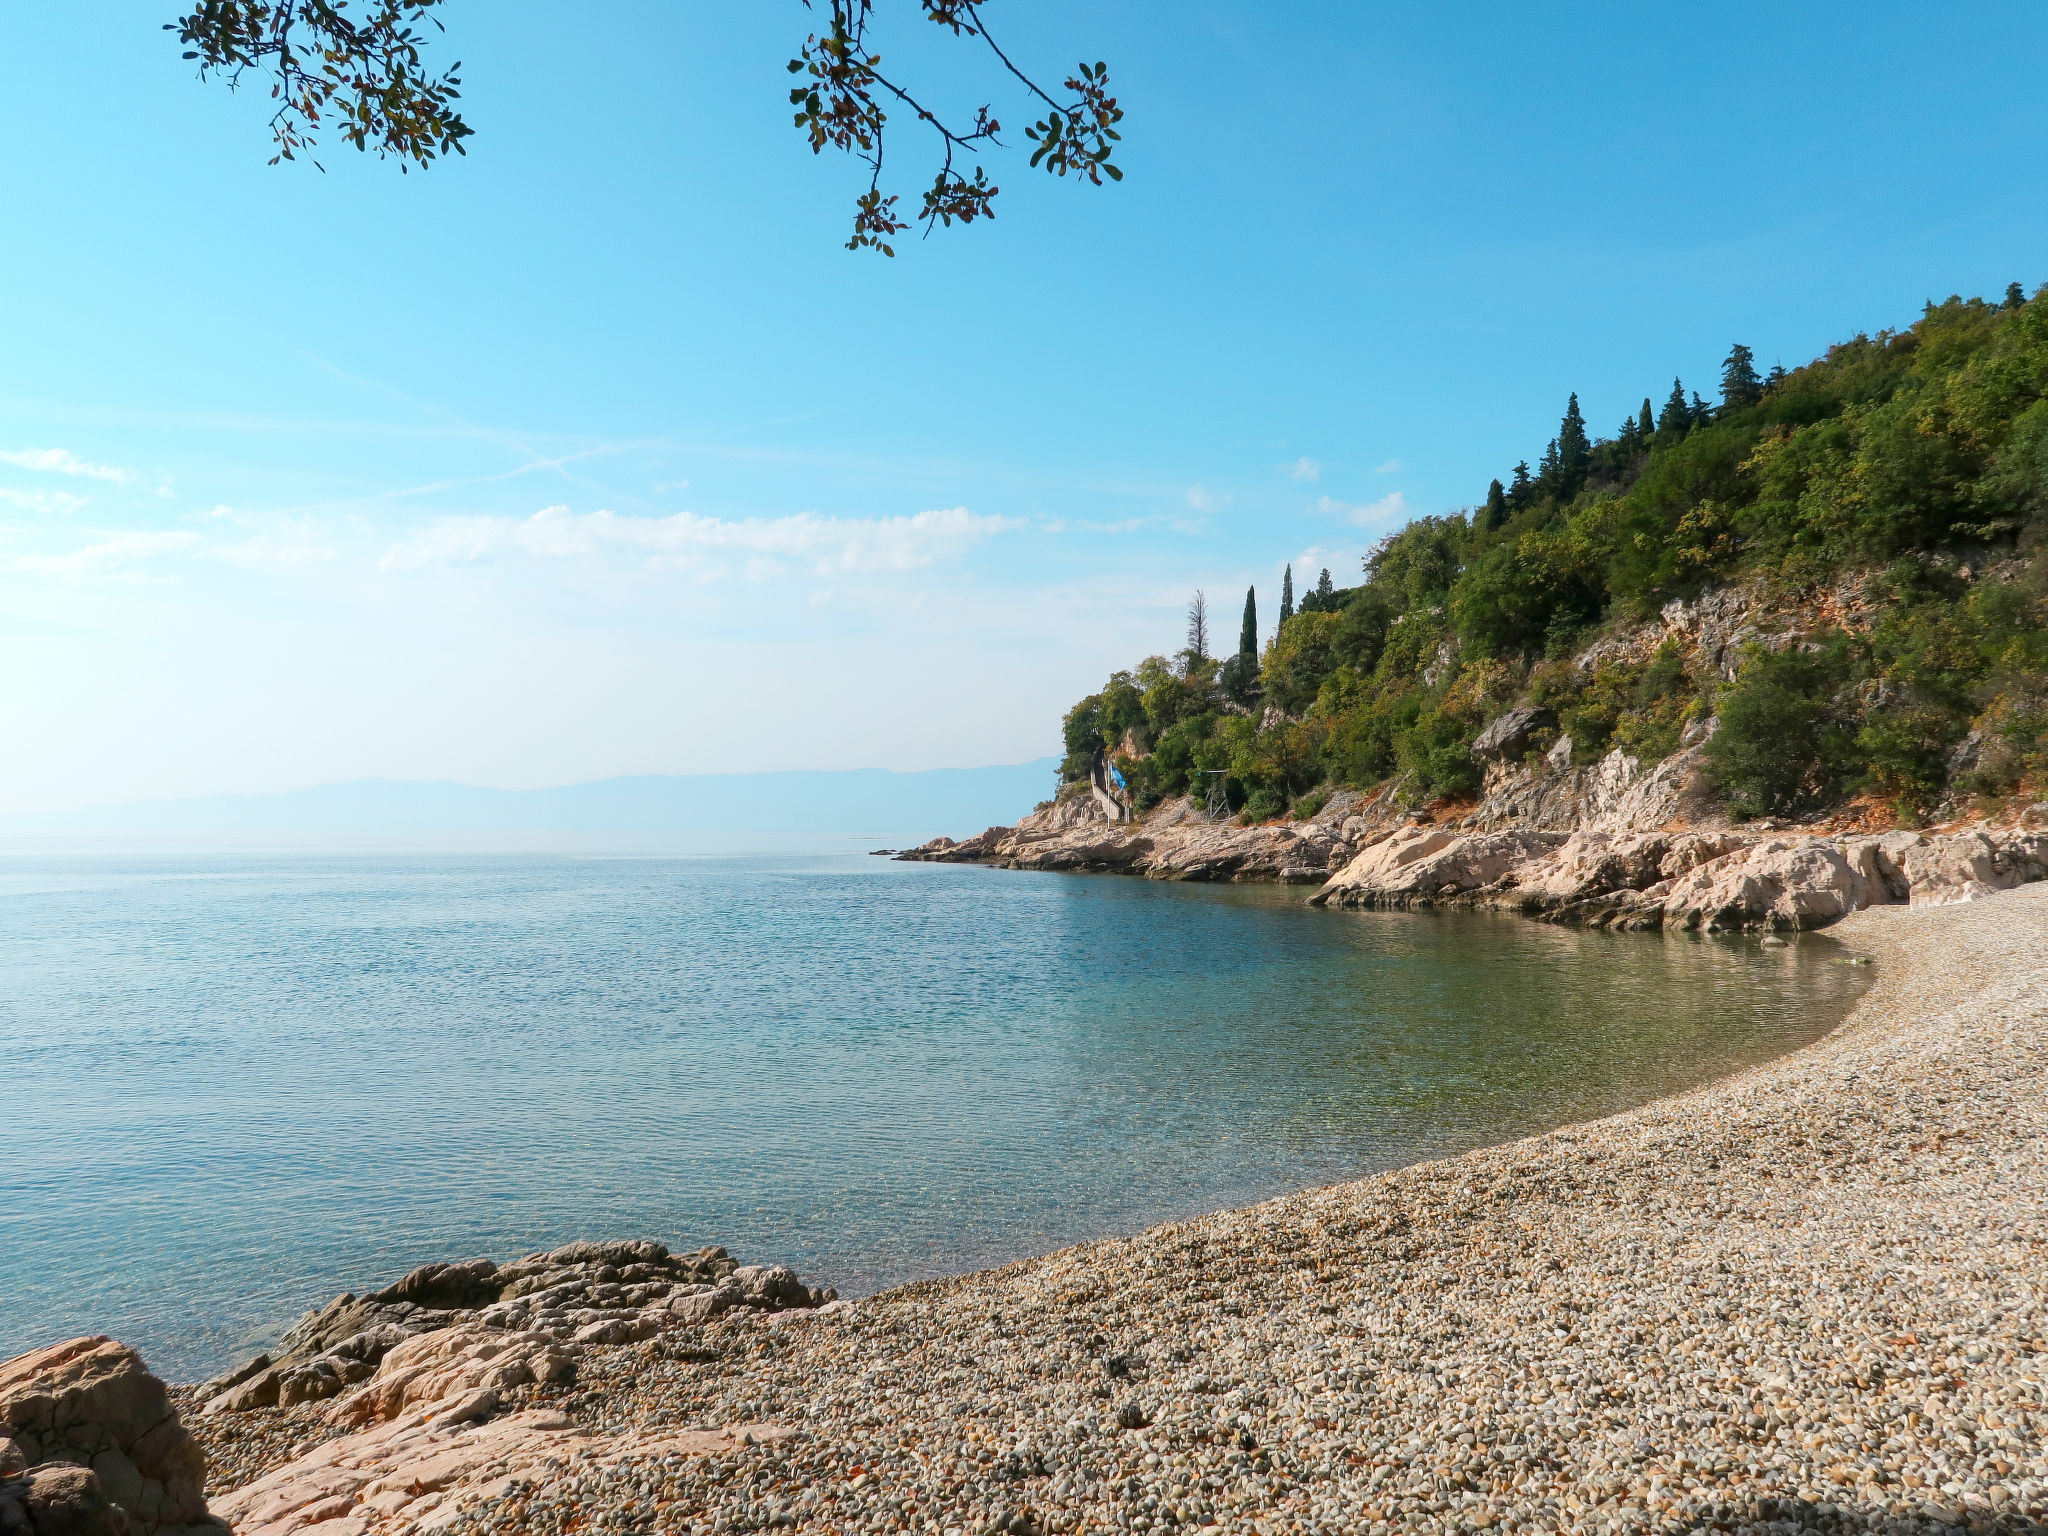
xmin=156 ymin=881 xmax=2048 ymax=1536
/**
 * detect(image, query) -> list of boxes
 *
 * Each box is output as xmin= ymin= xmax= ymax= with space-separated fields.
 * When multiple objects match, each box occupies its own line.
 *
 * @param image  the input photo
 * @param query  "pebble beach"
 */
xmin=189 ymin=882 xmax=2048 ymax=1536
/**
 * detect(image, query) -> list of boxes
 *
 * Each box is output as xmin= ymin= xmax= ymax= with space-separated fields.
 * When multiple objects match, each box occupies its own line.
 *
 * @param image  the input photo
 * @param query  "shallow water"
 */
xmin=0 ymin=851 xmax=1870 ymax=1380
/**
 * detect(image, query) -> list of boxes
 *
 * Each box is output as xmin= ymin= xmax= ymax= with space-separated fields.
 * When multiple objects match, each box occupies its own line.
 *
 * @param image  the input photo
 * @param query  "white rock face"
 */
xmin=1902 ymin=830 xmax=2048 ymax=906
xmin=1310 ymin=828 xmax=1567 ymax=908
xmin=1307 ymin=825 xmax=2048 ymax=932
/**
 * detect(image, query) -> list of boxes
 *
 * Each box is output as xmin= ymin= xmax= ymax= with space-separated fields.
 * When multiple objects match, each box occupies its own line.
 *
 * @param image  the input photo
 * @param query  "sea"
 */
xmin=0 ymin=850 xmax=1871 ymax=1381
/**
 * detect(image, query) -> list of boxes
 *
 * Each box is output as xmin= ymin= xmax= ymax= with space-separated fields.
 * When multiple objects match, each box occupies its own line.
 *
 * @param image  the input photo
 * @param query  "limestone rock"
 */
xmin=210 ymin=1403 xmax=795 ymax=1536
xmin=327 ymin=1327 xmax=576 ymax=1430
xmin=1654 ymin=839 xmax=1885 ymax=932
xmin=203 ymin=1241 xmax=823 ymax=1420
xmin=0 ymin=1339 xmax=219 ymax=1536
xmin=1310 ymin=828 xmax=1567 ymax=909
xmin=0 ymin=1462 xmax=130 ymax=1536
xmin=1470 ymin=705 xmax=1555 ymax=764
xmin=1904 ymin=830 xmax=2048 ymax=907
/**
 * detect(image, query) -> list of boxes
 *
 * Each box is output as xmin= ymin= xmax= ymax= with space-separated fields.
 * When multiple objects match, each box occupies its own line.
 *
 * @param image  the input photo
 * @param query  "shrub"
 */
xmin=1705 ymin=644 xmax=1855 ymax=816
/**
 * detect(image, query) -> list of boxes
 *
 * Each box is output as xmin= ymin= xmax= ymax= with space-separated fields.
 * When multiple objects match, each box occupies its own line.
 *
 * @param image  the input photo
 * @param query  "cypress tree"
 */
xmin=1315 ymin=567 xmax=1334 ymax=602
xmin=1279 ymin=564 xmax=1294 ymax=624
xmin=1239 ymin=585 xmax=1258 ymax=659
xmin=1638 ymin=397 xmax=1655 ymax=439
xmin=1482 ymin=478 xmax=1508 ymax=531
xmin=1656 ymin=378 xmax=1690 ymax=436
xmin=1720 ymin=343 xmax=1762 ymax=411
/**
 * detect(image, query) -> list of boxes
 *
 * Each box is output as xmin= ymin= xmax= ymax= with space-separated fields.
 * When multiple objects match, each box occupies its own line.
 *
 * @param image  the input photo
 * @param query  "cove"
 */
xmin=0 ymin=850 xmax=1871 ymax=1380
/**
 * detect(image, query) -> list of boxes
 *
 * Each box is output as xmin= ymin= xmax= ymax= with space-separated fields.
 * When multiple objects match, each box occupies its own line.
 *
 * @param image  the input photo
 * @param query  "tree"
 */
xmin=1638 ymin=397 xmax=1655 ymax=439
xmin=2008 ymin=282 xmax=2029 ymax=310
xmin=1481 ymin=478 xmax=1508 ymax=531
xmin=1764 ymin=362 xmax=1788 ymax=390
xmin=1656 ymin=378 xmax=1691 ymax=436
xmin=168 ymin=0 xmax=1123 ymax=256
xmin=1185 ymin=590 xmax=1210 ymax=661
xmin=1315 ymin=568 xmax=1335 ymax=602
xmin=1720 ymin=343 xmax=1763 ymax=412
xmin=1279 ymin=565 xmax=1294 ymax=624
xmin=1557 ymin=393 xmax=1591 ymax=490
xmin=1507 ymin=460 xmax=1534 ymax=510
xmin=1239 ymin=585 xmax=1258 ymax=659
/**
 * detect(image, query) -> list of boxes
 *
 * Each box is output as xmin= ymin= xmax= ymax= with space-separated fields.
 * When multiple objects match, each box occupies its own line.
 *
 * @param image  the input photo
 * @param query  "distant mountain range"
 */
xmin=0 ymin=760 xmax=1060 ymax=854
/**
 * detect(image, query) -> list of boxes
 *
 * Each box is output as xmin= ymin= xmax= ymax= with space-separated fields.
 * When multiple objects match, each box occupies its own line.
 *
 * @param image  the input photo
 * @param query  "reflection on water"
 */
xmin=0 ymin=853 xmax=1869 ymax=1378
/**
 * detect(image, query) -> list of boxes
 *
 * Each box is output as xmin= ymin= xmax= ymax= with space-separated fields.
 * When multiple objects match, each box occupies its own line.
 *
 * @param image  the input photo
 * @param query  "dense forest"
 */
xmin=1062 ymin=284 xmax=2048 ymax=826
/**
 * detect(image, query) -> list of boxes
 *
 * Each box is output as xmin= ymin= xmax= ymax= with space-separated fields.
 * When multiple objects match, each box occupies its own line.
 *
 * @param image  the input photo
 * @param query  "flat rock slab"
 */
xmin=212 ymin=1406 xmax=795 ymax=1536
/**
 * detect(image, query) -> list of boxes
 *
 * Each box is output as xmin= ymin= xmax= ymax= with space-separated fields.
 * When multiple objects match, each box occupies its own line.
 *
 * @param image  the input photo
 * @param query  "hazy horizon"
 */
xmin=0 ymin=758 xmax=1062 ymax=855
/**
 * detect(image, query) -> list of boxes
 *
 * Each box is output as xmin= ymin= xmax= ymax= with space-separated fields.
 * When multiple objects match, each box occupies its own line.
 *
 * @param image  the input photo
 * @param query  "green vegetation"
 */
xmin=1062 ymin=285 xmax=2048 ymax=825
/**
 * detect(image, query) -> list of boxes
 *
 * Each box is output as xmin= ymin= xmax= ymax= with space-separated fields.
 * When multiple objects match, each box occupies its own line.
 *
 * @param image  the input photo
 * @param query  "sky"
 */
xmin=1 ymin=2 xmax=2043 ymax=811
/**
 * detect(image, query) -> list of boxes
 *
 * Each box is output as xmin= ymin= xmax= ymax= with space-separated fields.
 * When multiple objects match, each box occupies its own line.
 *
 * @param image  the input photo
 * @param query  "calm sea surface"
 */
xmin=0 ymin=851 xmax=1870 ymax=1380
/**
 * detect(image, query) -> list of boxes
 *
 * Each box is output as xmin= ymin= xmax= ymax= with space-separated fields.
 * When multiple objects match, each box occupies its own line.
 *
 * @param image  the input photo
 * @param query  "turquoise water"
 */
xmin=0 ymin=852 xmax=1869 ymax=1381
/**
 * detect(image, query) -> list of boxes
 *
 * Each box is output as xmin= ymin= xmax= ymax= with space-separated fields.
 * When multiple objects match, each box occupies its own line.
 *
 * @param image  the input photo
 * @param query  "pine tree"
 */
xmin=1279 ymin=564 xmax=1294 ymax=624
xmin=1720 ymin=343 xmax=1762 ymax=411
xmin=1239 ymin=585 xmax=1258 ymax=659
xmin=1691 ymin=390 xmax=1712 ymax=423
xmin=1538 ymin=437 xmax=1561 ymax=484
xmin=1482 ymin=478 xmax=1508 ymax=531
xmin=1656 ymin=378 xmax=1690 ymax=436
xmin=1185 ymin=590 xmax=1209 ymax=661
xmin=1557 ymin=393 xmax=1591 ymax=486
xmin=1508 ymin=460 xmax=1533 ymax=509
xmin=1765 ymin=362 xmax=1788 ymax=390
xmin=1315 ymin=567 xmax=1334 ymax=601
xmin=1638 ymin=397 xmax=1655 ymax=439
xmin=2008 ymin=282 xmax=2028 ymax=310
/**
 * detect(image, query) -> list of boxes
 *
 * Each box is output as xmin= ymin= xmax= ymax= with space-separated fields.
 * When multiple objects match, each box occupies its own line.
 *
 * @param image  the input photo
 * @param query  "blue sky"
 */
xmin=1 ymin=2 xmax=2043 ymax=810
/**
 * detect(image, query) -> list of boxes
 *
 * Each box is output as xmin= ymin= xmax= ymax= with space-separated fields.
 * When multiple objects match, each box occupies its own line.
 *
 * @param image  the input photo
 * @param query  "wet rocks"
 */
xmin=0 ymin=1337 xmax=222 ymax=1536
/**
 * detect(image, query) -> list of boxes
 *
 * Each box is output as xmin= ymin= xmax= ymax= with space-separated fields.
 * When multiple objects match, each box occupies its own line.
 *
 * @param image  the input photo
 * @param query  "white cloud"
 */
xmin=11 ymin=530 xmax=199 ymax=573
xmin=378 ymin=504 xmax=1019 ymax=576
xmin=218 ymin=520 xmax=340 ymax=569
xmin=0 ymin=448 xmax=137 ymax=484
xmin=1282 ymin=457 xmax=1321 ymax=483
xmin=1316 ymin=492 xmax=1409 ymax=528
xmin=1185 ymin=485 xmax=1230 ymax=513
xmin=1374 ymin=458 xmax=1404 ymax=475
xmin=0 ymin=486 xmax=88 ymax=515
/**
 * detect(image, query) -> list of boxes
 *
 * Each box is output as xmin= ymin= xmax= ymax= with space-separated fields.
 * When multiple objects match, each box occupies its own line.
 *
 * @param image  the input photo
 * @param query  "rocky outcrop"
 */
xmin=200 ymin=1242 xmax=831 ymax=1417
xmin=0 ymin=1337 xmax=223 ymax=1536
xmin=210 ymin=1399 xmax=798 ymax=1536
xmin=1900 ymin=828 xmax=2048 ymax=905
xmin=1305 ymin=828 xmax=1567 ymax=908
xmin=897 ymin=787 xmax=1409 ymax=885
xmin=1468 ymin=735 xmax=1724 ymax=834
xmin=1312 ymin=824 xmax=2048 ymax=932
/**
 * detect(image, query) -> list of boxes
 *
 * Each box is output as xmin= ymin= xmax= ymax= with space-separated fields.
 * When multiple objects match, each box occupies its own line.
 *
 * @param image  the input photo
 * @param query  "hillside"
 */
xmin=1062 ymin=285 xmax=2048 ymax=831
